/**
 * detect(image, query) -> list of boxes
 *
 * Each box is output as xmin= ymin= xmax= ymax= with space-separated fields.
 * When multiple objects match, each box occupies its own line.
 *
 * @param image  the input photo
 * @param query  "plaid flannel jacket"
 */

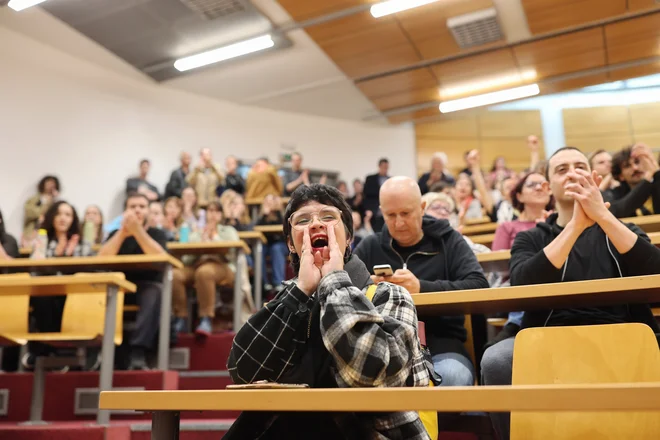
xmin=227 ymin=270 xmax=431 ymax=439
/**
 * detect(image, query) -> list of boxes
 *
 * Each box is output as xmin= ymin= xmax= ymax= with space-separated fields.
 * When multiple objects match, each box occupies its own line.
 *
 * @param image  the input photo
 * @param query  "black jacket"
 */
xmin=354 ymin=216 xmax=489 ymax=350
xmin=417 ymin=172 xmax=455 ymax=195
xmin=362 ymin=173 xmax=387 ymax=215
xmin=510 ymin=213 xmax=660 ymax=331
xmin=164 ymin=168 xmax=188 ymax=199
xmin=1 ymin=233 xmax=19 ymax=258
xmin=224 ymin=173 xmax=246 ymax=195
xmin=605 ymin=170 xmax=660 ymax=218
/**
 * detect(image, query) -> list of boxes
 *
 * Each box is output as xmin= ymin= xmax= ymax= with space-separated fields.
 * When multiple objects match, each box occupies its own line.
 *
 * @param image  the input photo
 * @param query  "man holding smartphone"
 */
xmin=355 ymin=177 xmax=488 ymax=396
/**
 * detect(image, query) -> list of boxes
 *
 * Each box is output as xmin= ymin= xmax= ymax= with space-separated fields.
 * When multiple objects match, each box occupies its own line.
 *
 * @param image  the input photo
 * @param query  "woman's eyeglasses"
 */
xmin=428 ymin=203 xmax=451 ymax=215
xmin=524 ymin=180 xmax=545 ymax=189
xmin=289 ymin=208 xmax=342 ymax=230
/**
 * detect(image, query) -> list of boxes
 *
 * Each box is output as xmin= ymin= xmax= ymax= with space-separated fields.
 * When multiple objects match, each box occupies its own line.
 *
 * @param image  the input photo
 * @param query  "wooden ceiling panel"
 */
xmin=605 ymin=12 xmax=660 ymax=64
xmin=539 ymin=72 xmax=610 ymax=94
xmin=332 ymin=44 xmax=422 ymax=78
xmin=521 ymin=0 xmax=627 ymax=34
xmin=608 ymin=63 xmax=660 ymax=81
xmin=627 ymin=1 xmax=660 ymax=12
xmin=371 ymin=87 xmax=440 ymax=111
xmin=513 ymin=28 xmax=606 ymax=79
xmin=305 ymin=11 xmax=385 ymax=44
xmin=357 ymin=67 xmax=437 ymax=98
xmin=276 ymin=0 xmax=377 ymax=22
xmin=431 ymin=49 xmax=518 ymax=83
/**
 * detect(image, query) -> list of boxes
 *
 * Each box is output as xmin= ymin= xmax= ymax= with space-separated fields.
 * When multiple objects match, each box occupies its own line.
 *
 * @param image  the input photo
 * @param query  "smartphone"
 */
xmin=373 ymin=264 xmax=394 ymax=276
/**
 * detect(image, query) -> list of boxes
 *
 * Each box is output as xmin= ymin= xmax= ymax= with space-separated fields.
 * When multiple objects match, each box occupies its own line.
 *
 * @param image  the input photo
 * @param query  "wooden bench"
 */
xmin=253 ymin=224 xmax=284 ymax=235
xmin=0 ymin=272 xmax=136 ymax=425
xmin=462 ymin=222 xmax=497 ymax=236
xmin=469 ymin=233 xmax=495 ymax=248
xmin=99 ymin=384 xmax=660 ymax=439
xmin=0 ymin=255 xmax=183 ymax=372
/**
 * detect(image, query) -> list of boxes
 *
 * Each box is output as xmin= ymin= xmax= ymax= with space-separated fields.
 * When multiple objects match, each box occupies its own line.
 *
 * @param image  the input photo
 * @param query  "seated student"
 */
xmin=147 ymin=201 xmax=176 ymax=242
xmin=226 ymin=184 xmax=433 ymax=439
xmin=0 ymin=208 xmax=19 ymax=259
xmin=355 ymin=177 xmax=489 ymax=394
xmin=589 ymin=149 xmax=619 ymax=193
xmin=172 ymin=201 xmax=237 ymax=336
xmin=81 ymin=205 xmax=104 ymax=245
xmin=481 ymin=147 xmax=660 ymax=440
xmin=180 ymin=187 xmax=205 ymax=232
xmin=220 ymin=190 xmax=252 ymax=231
xmin=25 ymin=201 xmax=91 ymax=368
xmin=163 ymin=196 xmax=183 ymax=240
xmin=23 ymin=175 xmax=60 ymax=246
xmin=606 ymin=143 xmax=660 ymax=217
xmin=98 ymin=193 xmax=168 ymax=370
xmin=257 ymin=194 xmax=288 ymax=293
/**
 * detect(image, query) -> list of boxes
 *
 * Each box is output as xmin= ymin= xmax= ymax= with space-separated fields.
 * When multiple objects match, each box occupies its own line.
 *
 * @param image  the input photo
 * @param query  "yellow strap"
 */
xmin=365 ymin=284 xmax=378 ymax=301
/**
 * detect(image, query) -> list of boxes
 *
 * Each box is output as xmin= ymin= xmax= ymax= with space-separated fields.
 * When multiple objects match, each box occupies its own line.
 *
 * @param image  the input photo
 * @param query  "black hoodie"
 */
xmin=604 ymin=169 xmax=660 ymax=218
xmin=354 ymin=215 xmax=489 ymax=350
xmin=510 ymin=213 xmax=660 ymax=331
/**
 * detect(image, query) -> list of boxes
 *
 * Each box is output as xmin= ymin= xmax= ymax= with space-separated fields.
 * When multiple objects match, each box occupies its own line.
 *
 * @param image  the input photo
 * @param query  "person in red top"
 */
xmin=490 ymin=172 xmax=553 ymax=343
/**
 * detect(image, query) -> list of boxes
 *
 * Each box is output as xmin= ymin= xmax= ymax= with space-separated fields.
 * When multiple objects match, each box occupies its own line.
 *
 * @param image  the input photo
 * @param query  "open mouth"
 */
xmin=311 ymin=234 xmax=328 ymax=251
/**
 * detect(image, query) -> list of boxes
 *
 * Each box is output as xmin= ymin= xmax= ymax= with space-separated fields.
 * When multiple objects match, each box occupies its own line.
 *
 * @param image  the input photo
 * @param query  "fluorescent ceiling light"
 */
xmin=439 ymin=84 xmax=540 ymax=113
xmin=370 ymin=0 xmax=440 ymax=18
xmin=8 ymin=0 xmax=48 ymax=11
xmin=174 ymin=35 xmax=274 ymax=72
xmin=440 ymin=70 xmax=537 ymax=99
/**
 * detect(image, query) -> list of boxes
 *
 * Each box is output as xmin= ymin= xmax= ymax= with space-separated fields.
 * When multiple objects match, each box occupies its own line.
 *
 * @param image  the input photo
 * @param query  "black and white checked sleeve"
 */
xmin=317 ymin=270 xmax=424 ymax=389
xmin=227 ymin=283 xmax=312 ymax=384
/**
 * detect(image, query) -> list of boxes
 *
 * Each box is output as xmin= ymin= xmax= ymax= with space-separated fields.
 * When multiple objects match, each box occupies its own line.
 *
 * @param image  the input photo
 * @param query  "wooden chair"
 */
xmin=511 ymin=323 xmax=660 ymax=440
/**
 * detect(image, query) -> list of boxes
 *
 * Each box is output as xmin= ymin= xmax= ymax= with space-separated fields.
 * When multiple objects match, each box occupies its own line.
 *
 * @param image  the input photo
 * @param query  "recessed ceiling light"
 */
xmin=174 ymin=35 xmax=275 ymax=72
xmin=370 ymin=0 xmax=441 ymax=18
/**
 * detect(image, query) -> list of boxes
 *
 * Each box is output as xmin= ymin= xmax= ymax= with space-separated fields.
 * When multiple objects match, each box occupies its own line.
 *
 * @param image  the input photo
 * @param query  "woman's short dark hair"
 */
xmin=37 ymin=175 xmax=60 ymax=194
xmin=511 ymin=172 xmax=554 ymax=212
xmin=42 ymin=200 xmax=81 ymax=241
xmin=283 ymin=184 xmax=354 ymax=274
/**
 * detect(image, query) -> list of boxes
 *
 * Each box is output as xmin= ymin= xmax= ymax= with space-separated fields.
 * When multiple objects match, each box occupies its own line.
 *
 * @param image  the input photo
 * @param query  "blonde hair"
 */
xmin=422 ymin=191 xmax=455 ymax=213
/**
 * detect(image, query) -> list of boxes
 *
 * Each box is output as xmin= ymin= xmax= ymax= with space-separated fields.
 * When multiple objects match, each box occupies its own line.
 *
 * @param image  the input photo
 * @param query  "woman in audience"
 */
xmin=455 ymin=150 xmax=494 ymax=224
xmin=180 ymin=187 xmax=205 ymax=231
xmin=26 ymin=200 xmax=90 ymax=368
xmin=489 ymin=172 xmax=553 ymax=342
xmin=347 ymin=178 xmax=364 ymax=215
xmin=163 ymin=196 xmax=183 ymax=240
xmin=490 ymin=176 xmax=519 ymax=224
xmin=226 ymin=183 xmax=433 ymax=439
xmin=488 ymin=156 xmax=513 ymax=186
xmin=172 ymin=201 xmax=238 ymax=336
xmin=335 ymin=180 xmax=349 ymax=199
xmin=221 ymin=190 xmax=252 ymax=231
xmin=351 ymin=209 xmax=373 ymax=249
xmin=0 ymin=208 xmax=19 ymax=259
xmin=23 ymin=175 xmax=61 ymax=246
xmin=257 ymin=194 xmax=288 ymax=293
xmin=81 ymin=205 xmax=104 ymax=244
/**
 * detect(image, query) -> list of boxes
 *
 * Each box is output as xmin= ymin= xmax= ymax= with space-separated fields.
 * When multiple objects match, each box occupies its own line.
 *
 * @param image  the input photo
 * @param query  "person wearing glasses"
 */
xmin=226 ymin=183 xmax=434 ymax=439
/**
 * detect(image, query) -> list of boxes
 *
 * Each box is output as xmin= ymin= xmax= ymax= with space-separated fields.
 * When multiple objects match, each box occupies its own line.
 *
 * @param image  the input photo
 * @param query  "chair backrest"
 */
xmin=511 ymin=323 xmax=660 ymax=440
xmin=61 ymin=291 xmax=125 ymax=346
xmin=0 ymin=274 xmax=31 ymax=338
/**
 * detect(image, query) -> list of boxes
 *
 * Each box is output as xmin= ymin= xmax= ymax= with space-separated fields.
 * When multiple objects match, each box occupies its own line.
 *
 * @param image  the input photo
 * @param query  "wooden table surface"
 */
xmin=0 ymin=273 xmax=136 ymax=295
xmin=0 ymin=254 xmax=183 ymax=271
xmin=253 ymin=225 xmax=284 ymax=234
xmin=469 ymin=233 xmax=494 ymax=247
xmin=462 ymin=222 xmax=497 ymax=236
xmin=99 ymin=382 xmax=660 ymax=412
xmin=238 ymin=231 xmax=267 ymax=244
xmin=622 ymin=214 xmax=660 ymax=233
xmin=413 ymin=274 xmax=660 ymax=316
xmin=167 ymin=241 xmax=251 ymax=256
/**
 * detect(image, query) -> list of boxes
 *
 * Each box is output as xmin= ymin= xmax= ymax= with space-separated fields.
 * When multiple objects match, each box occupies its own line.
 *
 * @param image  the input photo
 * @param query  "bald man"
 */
xmin=165 ymin=151 xmax=192 ymax=198
xmin=354 ymin=176 xmax=488 ymax=393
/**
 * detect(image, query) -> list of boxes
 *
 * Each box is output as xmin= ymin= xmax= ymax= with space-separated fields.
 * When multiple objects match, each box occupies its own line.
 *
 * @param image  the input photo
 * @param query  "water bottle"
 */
xmin=179 ymin=223 xmax=190 ymax=243
xmin=31 ymin=229 xmax=48 ymax=259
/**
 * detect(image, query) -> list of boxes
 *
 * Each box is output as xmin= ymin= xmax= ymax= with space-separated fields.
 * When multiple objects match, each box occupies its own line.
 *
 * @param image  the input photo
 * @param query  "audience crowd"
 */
xmin=2 ymin=138 xmax=660 ymax=438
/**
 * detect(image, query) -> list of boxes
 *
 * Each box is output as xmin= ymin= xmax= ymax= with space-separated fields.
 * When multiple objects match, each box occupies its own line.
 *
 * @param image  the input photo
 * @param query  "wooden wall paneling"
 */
xmin=564 ymin=136 xmax=635 ymax=154
xmin=633 ymin=133 xmax=660 ymax=148
xmin=478 ymin=111 xmax=543 ymax=138
xmin=629 ymin=102 xmax=660 ymax=135
xmin=563 ymin=106 xmax=632 ymax=138
xmin=416 ymin=116 xmax=479 ymax=139
xmin=539 ymin=72 xmax=610 ymax=95
xmin=626 ymin=0 xmax=660 ymax=12
xmin=513 ymin=28 xmax=606 ymax=79
xmin=521 ymin=0 xmax=626 ymax=35
xmin=388 ymin=107 xmax=439 ymax=124
xmin=417 ymin=137 xmax=478 ymax=176
xmin=479 ymin=138 xmax=544 ymax=171
xmin=605 ymin=12 xmax=660 ymax=64
xmin=277 ymin=0 xmax=377 ymax=22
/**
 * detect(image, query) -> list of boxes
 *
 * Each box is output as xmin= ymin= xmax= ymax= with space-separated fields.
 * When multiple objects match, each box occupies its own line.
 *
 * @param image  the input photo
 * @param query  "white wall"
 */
xmin=0 ymin=25 xmax=416 ymax=238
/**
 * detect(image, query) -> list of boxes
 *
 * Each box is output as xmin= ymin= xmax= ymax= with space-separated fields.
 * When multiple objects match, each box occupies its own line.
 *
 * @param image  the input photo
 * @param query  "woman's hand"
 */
xmin=321 ymin=226 xmax=344 ymax=277
xmin=65 ymin=234 xmax=80 ymax=256
xmin=297 ymin=228 xmax=322 ymax=296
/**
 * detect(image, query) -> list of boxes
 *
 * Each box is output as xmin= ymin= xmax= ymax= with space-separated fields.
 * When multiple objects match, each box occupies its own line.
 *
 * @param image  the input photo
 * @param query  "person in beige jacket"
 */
xmin=186 ymin=148 xmax=225 ymax=208
xmin=23 ymin=175 xmax=60 ymax=246
xmin=245 ymin=158 xmax=283 ymax=201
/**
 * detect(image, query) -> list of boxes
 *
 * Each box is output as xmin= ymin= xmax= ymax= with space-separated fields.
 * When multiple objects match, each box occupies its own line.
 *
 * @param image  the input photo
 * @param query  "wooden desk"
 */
xmin=253 ymin=225 xmax=284 ymax=234
xmin=238 ymin=232 xmax=267 ymax=310
xmin=100 ymin=383 xmax=660 ymax=438
xmin=0 ymin=255 xmax=182 ymax=372
xmin=477 ymin=250 xmax=510 ymax=272
xmin=622 ymin=214 xmax=660 ymax=233
xmin=413 ymin=274 xmax=660 ymax=317
xmin=462 ymin=222 xmax=497 ymax=236
xmin=469 ymin=233 xmax=494 ymax=248
xmin=464 ymin=217 xmax=491 ymax=226
xmin=167 ymin=241 xmax=251 ymax=331
xmin=246 ymin=197 xmax=290 ymax=220
xmin=0 ymin=273 xmax=136 ymax=425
